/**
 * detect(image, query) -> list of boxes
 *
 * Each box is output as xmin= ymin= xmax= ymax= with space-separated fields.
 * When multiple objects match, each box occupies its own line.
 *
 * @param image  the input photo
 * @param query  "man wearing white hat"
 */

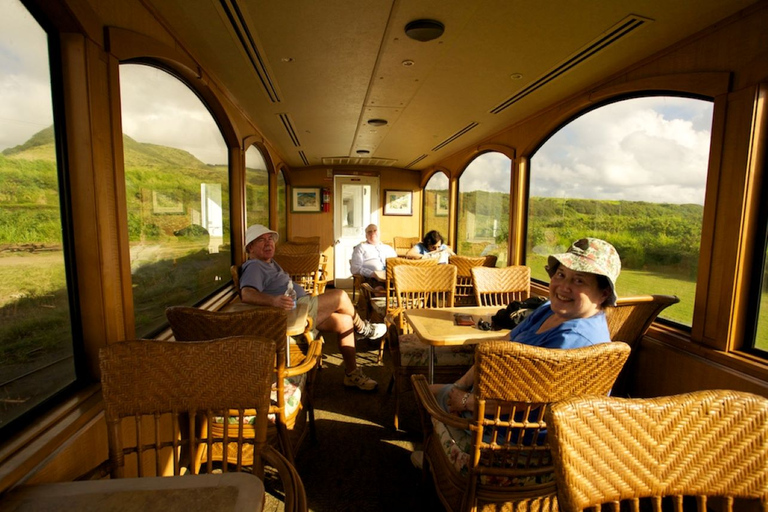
xmin=240 ymin=224 xmax=385 ymax=391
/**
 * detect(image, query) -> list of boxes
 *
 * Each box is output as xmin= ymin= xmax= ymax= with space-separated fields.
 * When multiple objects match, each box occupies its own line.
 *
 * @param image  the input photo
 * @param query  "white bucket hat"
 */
xmin=245 ymin=224 xmax=279 ymax=248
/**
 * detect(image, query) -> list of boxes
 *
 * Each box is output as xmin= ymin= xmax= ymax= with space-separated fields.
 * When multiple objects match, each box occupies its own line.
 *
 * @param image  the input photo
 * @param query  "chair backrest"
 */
xmin=166 ymin=305 xmax=287 ymax=346
xmin=392 ymin=265 xmax=456 ymax=328
xmin=448 ymin=255 xmax=488 ymax=306
xmin=393 ymin=236 xmax=420 ymax=256
xmin=275 ymin=240 xmax=320 ymax=256
xmin=464 ymin=340 xmax=631 ymax=507
xmin=471 ymin=265 xmax=531 ymax=307
xmin=546 ymin=389 xmax=768 ymax=512
xmin=383 ymin=257 xmax=438 ymax=312
xmin=604 ymin=294 xmax=679 ymax=396
xmin=273 ymin=252 xmax=324 ymax=296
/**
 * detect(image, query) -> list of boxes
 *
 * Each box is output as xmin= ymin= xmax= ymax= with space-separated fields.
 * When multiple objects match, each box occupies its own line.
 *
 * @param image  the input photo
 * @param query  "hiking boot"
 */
xmin=343 ymin=367 xmax=378 ymax=391
xmin=355 ymin=320 xmax=387 ymax=340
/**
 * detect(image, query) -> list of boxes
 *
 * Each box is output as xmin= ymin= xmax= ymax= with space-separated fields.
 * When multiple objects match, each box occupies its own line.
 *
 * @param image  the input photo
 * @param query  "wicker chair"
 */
xmin=275 ymin=239 xmax=328 ymax=293
xmin=273 ymin=252 xmax=327 ymax=296
xmin=361 ymin=256 xmax=438 ymax=363
xmin=165 ymin=306 xmax=323 ymax=464
xmin=393 ymin=236 xmax=420 ymax=256
xmin=99 ymin=337 xmax=307 ymax=512
xmin=411 ymin=340 xmax=631 ymax=512
xmin=546 ymin=389 xmax=768 ymax=512
xmin=388 ymin=264 xmax=475 ymax=429
xmin=471 ymin=265 xmax=531 ymax=307
xmin=449 ymin=255 xmax=497 ymax=306
xmin=604 ymin=294 xmax=679 ymax=396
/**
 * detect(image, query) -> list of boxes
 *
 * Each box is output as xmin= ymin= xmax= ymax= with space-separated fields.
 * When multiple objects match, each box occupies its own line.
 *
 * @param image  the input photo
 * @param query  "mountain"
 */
xmin=2 ymin=126 xmax=207 ymax=169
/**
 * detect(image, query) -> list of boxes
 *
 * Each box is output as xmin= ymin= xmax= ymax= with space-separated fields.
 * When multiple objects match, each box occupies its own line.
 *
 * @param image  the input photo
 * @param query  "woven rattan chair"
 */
xmin=604 ymin=294 xmax=679 ymax=396
xmin=393 ymin=236 xmax=420 ymax=256
xmin=361 ymin=256 xmax=438 ymax=363
xmin=412 ymin=340 xmax=631 ymax=512
xmin=165 ymin=306 xmax=323 ymax=464
xmin=273 ymin=252 xmax=326 ymax=296
xmin=546 ymin=389 xmax=768 ymax=512
xmin=449 ymin=255 xmax=497 ymax=306
xmin=99 ymin=337 xmax=307 ymax=512
xmin=275 ymin=240 xmax=328 ymax=294
xmin=471 ymin=265 xmax=531 ymax=307
xmin=388 ymin=264 xmax=475 ymax=429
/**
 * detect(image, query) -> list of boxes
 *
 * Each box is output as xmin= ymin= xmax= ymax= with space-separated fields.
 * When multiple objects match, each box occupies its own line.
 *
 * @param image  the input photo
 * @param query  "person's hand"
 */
xmin=446 ymin=386 xmax=471 ymax=415
xmin=273 ymin=295 xmax=295 ymax=310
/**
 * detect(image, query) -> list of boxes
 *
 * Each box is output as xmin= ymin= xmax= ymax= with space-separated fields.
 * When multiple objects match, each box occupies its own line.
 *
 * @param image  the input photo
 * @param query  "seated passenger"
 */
xmin=239 ymin=224 xmax=386 ymax=391
xmin=406 ymin=229 xmax=455 ymax=264
xmin=411 ymin=237 xmax=621 ymax=468
xmin=434 ymin=237 xmax=621 ymax=416
xmin=350 ymin=224 xmax=397 ymax=292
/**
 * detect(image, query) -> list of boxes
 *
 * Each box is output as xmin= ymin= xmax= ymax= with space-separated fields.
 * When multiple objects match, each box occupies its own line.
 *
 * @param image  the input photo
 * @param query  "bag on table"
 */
xmin=491 ymin=296 xmax=547 ymax=330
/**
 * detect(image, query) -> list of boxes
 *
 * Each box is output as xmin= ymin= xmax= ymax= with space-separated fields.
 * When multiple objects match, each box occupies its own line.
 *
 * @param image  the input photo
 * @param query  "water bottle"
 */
xmin=284 ymin=281 xmax=297 ymax=309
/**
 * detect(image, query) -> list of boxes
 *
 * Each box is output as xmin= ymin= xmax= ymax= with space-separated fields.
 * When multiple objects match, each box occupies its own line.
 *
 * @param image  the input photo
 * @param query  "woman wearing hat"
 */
xmin=433 ymin=238 xmax=621 ymax=415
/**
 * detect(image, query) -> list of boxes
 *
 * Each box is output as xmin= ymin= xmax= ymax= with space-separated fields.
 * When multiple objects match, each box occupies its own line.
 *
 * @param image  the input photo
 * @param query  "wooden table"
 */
xmin=404 ymin=306 xmax=511 ymax=382
xmin=0 ymin=473 xmax=264 ymax=512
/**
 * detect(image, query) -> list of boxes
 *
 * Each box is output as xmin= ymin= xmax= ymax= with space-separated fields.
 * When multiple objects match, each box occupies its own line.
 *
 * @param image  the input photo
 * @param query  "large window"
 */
xmin=423 ymin=172 xmax=449 ymax=240
xmin=277 ymin=168 xmax=287 ymax=236
xmin=528 ymin=96 xmax=714 ymax=326
xmin=120 ymin=64 xmax=230 ymax=337
xmin=245 ymin=145 xmax=269 ymax=227
xmin=0 ymin=0 xmax=77 ymax=431
xmin=457 ymin=152 xmax=510 ymax=266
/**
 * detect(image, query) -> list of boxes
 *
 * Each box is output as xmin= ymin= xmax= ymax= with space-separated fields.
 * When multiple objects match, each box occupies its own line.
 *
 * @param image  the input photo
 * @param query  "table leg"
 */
xmin=428 ymin=346 xmax=435 ymax=384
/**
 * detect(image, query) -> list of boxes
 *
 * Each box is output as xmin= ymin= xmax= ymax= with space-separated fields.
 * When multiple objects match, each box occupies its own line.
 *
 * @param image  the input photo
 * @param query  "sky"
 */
xmin=2 ymin=0 xmax=712 ymax=205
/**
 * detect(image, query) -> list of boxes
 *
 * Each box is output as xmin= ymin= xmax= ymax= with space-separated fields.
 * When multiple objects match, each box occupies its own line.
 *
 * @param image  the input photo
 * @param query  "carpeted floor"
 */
xmin=263 ymin=299 xmax=444 ymax=511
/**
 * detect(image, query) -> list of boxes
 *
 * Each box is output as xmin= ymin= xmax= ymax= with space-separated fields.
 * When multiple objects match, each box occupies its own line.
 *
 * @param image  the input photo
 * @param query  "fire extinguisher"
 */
xmin=322 ymin=188 xmax=330 ymax=212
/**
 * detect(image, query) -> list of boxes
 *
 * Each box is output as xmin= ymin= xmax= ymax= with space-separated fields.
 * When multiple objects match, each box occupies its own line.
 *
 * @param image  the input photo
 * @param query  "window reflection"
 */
xmin=245 ymin=145 xmax=269 ymax=227
xmin=423 ymin=172 xmax=449 ymax=240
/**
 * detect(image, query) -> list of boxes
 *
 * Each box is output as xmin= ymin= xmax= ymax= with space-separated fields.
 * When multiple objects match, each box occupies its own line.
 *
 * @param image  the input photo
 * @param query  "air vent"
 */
xmin=432 ymin=122 xmax=479 ymax=152
xmin=321 ymin=157 xmax=397 ymax=166
xmin=405 ymin=154 xmax=428 ymax=168
xmin=299 ymin=151 xmax=309 ymax=166
xmin=219 ymin=0 xmax=280 ymax=102
xmin=490 ymin=15 xmax=651 ymax=114
xmin=278 ymin=113 xmax=301 ymax=147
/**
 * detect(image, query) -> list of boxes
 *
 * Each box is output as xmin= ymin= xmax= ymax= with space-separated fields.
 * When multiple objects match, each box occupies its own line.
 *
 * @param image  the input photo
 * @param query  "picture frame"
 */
xmin=383 ymin=189 xmax=413 ymax=216
xmin=291 ymin=186 xmax=322 ymax=213
xmin=435 ymin=193 xmax=449 ymax=216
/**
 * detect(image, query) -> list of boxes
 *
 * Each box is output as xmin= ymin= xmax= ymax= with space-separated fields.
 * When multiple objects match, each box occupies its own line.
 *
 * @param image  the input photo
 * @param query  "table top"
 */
xmin=224 ymin=301 xmax=309 ymax=336
xmin=0 ymin=473 xmax=264 ymax=512
xmin=404 ymin=306 xmax=511 ymax=346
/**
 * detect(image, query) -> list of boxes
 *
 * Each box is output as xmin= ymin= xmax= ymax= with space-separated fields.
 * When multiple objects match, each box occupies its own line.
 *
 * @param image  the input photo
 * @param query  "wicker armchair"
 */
xmin=471 ymin=265 xmax=531 ymax=307
xmin=388 ymin=264 xmax=475 ymax=429
xmin=604 ymin=294 xmax=679 ymax=396
xmin=448 ymin=255 xmax=497 ymax=306
xmin=99 ymin=337 xmax=307 ymax=512
xmin=165 ymin=306 xmax=323 ymax=464
xmin=361 ymin=256 xmax=438 ymax=363
xmin=412 ymin=340 xmax=631 ymax=512
xmin=393 ymin=236 xmax=420 ymax=256
xmin=273 ymin=252 xmax=327 ymax=296
xmin=546 ymin=389 xmax=768 ymax=511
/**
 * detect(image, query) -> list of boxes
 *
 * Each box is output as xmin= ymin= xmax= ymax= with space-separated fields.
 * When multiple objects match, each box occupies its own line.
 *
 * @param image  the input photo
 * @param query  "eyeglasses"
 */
xmin=366 ymin=230 xmax=377 ymax=234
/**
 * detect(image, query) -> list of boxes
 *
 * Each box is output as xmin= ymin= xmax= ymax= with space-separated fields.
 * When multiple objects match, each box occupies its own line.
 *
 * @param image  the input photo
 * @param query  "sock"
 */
xmin=352 ymin=312 xmax=367 ymax=333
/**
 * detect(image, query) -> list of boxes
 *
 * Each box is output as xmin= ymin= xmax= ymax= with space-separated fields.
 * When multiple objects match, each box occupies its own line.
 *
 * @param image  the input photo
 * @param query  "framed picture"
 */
xmin=383 ymin=189 xmax=413 ymax=216
xmin=435 ymin=193 xmax=449 ymax=216
xmin=291 ymin=186 xmax=321 ymax=213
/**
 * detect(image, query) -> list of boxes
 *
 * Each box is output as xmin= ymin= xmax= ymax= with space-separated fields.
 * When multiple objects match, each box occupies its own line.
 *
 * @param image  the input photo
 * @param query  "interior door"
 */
xmin=334 ymin=176 xmax=380 ymax=288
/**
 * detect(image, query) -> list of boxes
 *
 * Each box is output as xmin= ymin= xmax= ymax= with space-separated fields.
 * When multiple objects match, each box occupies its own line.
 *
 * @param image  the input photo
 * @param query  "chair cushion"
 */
xmin=431 ymin=418 xmax=555 ymax=486
xmin=214 ymin=373 xmax=306 ymax=425
xmin=398 ymin=333 xmax=476 ymax=367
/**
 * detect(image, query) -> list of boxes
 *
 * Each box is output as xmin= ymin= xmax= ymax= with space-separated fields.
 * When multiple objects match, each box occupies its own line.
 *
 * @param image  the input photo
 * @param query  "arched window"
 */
xmin=119 ymin=64 xmax=229 ymax=337
xmin=245 ymin=145 xmax=269 ymax=227
xmin=0 ymin=0 xmax=78 ymax=432
xmin=457 ymin=152 xmax=511 ymax=266
xmin=277 ymin=167 xmax=287 ymax=236
xmin=528 ymin=96 xmax=714 ymax=327
xmin=422 ymin=171 xmax=449 ymax=239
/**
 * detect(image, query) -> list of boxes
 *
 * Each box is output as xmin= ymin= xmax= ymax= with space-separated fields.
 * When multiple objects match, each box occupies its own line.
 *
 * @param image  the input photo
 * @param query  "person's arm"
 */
xmin=405 ymin=244 xmax=423 ymax=259
xmin=350 ymin=245 xmax=372 ymax=277
xmin=241 ymin=286 xmax=295 ymax=310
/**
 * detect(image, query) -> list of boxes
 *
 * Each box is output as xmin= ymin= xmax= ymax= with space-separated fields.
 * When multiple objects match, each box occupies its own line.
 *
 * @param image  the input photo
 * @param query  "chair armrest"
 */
xmin=260 ymin=445 xmax=307 ymax=512
xmin=284 ymin=337 xmax=323 ymax=378
xmin=411 ymin=374 xmax=472 ymax=430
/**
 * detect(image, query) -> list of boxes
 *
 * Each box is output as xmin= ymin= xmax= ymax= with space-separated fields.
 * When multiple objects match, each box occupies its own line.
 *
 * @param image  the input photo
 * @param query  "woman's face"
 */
xmin=548 ymin=265 xmax=609 ymax=320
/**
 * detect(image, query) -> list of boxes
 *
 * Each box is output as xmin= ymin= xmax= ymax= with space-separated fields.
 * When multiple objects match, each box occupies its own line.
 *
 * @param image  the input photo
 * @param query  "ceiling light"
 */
xmin=510 ymin=73 xmax=523 ymax=80
xmin=356 ymin=149 xmax=370 ymax=155
xmin=405 ymin=19 xmax=444 ymax=42
xmin=367 ymin=119 xmax=388 ymax=127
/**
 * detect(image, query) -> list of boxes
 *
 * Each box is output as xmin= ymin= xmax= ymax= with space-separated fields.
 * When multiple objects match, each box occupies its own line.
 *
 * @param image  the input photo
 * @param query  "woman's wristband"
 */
xmin=461 ymin=392 xmax=470 ymax=411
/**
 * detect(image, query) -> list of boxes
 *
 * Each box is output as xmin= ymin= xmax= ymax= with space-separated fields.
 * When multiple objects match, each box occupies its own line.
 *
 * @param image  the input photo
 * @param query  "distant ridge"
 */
xmin=2 ymin=125 xmax=207 ymax=169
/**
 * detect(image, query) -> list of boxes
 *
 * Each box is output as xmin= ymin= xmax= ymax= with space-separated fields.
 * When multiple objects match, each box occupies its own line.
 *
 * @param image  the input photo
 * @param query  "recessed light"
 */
xmin=404 ymin=19 xmax=444 ymax=42
xmin=510 ymin=73 xmax=523 ymax=80
xmin=367 ymin=119 xmax=388 ymax=127
xmin=402 ymin=59 xmax=415 ymax=67
xmin=356 ymin=149 xmax=370 ymax=155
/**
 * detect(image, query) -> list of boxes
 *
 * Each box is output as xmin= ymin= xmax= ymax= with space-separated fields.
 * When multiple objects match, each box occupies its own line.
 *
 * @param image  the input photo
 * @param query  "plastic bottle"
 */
xmin=284 ymin=281 xmax=297 ymax=309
